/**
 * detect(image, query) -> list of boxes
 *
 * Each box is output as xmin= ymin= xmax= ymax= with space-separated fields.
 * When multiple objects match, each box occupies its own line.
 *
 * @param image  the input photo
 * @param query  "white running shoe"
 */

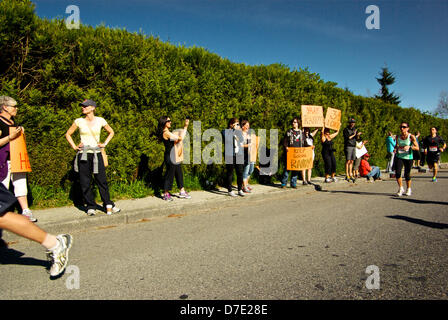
xmin=396 ymin=187 xmax=405 ymax=196
xmin=228 ymin=191 xmax=237 ymax=197
xmin=22 ymin=209 xmax=37 ymax=222
xmin=47 ymin=234 xmax=73 ymax=277
xmin=87 ymin=209 xmax=96 ymax=216
xmin=405 ymin=188 xmax=412 ymax=196
xmin=238 ymin=190 xmax=245 ymax=197
xmin=106 ymin=205 xmax=121 ymax=215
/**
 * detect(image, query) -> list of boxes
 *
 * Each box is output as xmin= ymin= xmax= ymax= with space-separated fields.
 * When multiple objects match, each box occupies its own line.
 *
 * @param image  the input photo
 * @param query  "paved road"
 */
xmin=1 ymin=170 xmax=448 ymax=300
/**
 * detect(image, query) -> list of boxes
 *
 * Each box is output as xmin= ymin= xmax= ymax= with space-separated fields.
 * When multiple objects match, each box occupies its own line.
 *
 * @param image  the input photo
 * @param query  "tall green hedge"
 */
xmin=1 ymin=0 xmax=447 ymax=199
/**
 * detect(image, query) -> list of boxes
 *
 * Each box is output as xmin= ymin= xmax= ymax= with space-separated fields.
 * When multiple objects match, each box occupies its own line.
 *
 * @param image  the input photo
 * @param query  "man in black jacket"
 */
xmin=343 ymin=118 xmax=358 ymax=182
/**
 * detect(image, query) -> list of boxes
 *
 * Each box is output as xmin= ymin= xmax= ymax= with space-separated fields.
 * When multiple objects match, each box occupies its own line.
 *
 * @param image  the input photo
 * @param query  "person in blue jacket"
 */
xmin=385 ymin=131 xmax=396 ymax=173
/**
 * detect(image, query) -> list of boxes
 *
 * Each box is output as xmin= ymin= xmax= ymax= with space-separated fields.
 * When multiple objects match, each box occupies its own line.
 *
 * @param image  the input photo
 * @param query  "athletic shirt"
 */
xmin=423 ymin=135 xmax=445 ymax=154
xmin=396 ymin=135 xmax=413 ymax=160
xmin=74 ymin=117 xmax=108 ymax=153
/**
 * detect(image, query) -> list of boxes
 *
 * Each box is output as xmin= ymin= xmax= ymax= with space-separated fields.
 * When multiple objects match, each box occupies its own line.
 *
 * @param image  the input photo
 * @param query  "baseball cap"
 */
xmin=80 ymin=99 xmax=97 ymax=108
xmin=348 ymin=118 xmax=356 ymax=123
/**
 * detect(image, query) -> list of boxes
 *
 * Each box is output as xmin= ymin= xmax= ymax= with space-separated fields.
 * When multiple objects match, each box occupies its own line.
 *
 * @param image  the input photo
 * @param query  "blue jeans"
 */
xmin=367 ymin=166 xmax=381 ymax=179
xmin=243 ymin=162 xmax=255 ymax=180
xmin=281 ymin=170 xmax=299 ymax=187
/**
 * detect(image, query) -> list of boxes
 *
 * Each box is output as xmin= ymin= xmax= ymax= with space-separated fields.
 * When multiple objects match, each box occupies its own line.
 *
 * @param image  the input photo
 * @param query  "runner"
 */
xmin=0 ymin=183 xmax=72 ymax=278
xmin=394 ymin=122 xmax=420 ymax=196
xmin=423 ymin=127 xmax=446 ymax=182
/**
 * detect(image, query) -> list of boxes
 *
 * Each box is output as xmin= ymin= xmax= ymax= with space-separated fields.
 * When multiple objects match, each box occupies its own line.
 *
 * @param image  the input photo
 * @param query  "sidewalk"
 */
xmin=3 ymin=164 xmax=445 ymax=243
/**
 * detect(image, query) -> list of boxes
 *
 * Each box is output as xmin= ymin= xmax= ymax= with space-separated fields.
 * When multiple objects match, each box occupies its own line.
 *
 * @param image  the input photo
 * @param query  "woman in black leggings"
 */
xmin=321 ymin=127 xmax=339 ymax=183
xmin=157 ymin=116 xmax=191 ymax=201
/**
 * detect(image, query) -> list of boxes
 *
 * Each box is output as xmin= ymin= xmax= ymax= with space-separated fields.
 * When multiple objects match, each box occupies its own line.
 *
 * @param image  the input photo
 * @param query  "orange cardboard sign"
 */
xmin=9 ymin=128 xmax=32 ymax=173
xmin=301 ymin=105 xmax=324 ymax=127
xmin=174 ymin=141 xmax=184 ymax=163
xmin=286 ymin=147 xmax=314 ymax=171
xmin=250 ymin=134 xmax=259 ymax=163
xmin=324 ymin=107 xmax=341 ymax=131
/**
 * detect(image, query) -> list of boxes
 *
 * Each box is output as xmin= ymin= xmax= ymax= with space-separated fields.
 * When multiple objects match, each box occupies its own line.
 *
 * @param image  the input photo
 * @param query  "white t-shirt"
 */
xmin=74 ymin=117 xmax=108 ymax=151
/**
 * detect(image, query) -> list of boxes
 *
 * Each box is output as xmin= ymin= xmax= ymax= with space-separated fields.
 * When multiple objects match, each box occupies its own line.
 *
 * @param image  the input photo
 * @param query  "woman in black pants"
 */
xmin=66 ymin=99 xmax=120 ymax=216
xmin=321 ymin=127 xmax=339 ymax=183
xmin=158 ymin=116 xmax=191 ymax=201
xmin=223 ymin=118 xmax=245 ymax=197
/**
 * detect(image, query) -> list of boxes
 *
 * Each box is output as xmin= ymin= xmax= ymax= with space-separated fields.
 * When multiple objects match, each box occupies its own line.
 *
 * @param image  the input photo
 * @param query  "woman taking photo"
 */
xmin=66 ymin=99 xmax=120 ymax=216
xmin=321 ymin=127 xmax=339 ymax=183
xmin=157 ymin=116 xmax=191 ymax=201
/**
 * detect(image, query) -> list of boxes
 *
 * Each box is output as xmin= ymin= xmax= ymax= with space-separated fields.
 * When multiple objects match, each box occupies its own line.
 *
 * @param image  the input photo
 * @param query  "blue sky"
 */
xmin=32 ymin=0 xmax=448 ymax=113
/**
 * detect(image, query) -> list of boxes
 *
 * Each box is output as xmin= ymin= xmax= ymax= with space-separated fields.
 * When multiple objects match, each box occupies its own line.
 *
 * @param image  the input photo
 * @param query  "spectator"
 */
xmin=223 ymin=118 xmax=245 ymax=197
xmin=0 ymin=96 xmax=36 ymax=222
xmin=281 ymin=117 xmax=304 ymax=188
xmin=385 ymin=131 xmax=396 ymax=173
xmin=353 ymin=131 xmax=367 ymax=179
xmin=303 ymin=127 xmax=318 ymax=184
xmin=66 ymin=99 xmax=121 ymax=215
xmin=321 ymin=127 xmax=339 ymax=183
xmin=343 ymin=117 xmax=358 ymax=182
xmin=241 ymin=120 xmax=255 ymax=193
xmin=359 ymin=153 xmax=382 ymax=181
xmin=157 ymin=116 xmax=191 ymax=201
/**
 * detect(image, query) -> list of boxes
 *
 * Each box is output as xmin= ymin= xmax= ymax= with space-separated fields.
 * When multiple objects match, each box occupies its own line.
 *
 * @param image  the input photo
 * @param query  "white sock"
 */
xmin=42 ymin=234 xmax=59 ymax=251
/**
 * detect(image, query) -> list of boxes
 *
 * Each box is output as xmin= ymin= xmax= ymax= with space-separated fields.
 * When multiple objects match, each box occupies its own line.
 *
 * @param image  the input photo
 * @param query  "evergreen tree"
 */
xmin=374 ymin=67 xmax=401 ymax=105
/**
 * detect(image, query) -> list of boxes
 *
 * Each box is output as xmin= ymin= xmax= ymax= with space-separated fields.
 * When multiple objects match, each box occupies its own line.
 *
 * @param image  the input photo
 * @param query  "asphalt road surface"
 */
xmin=2 ymin=170 xmax=448 ymax=300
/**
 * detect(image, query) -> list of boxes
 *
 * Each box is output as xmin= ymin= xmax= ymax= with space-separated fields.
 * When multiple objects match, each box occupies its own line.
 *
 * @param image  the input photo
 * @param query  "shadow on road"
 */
xmin=386 ymin=215 xmax=448 ymax=229
xmin=0 ymin=248 xmax=49 ymax=268
xmin=326 ymin=190 xmax=394 ymax=197
xmin=392 ymin=198 xmax=448 ymax=206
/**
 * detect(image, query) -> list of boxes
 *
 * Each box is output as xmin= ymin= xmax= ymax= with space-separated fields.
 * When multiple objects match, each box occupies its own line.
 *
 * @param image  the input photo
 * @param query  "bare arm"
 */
xmin=330 ymin=130 xmax=339 ymax=140
xmin=98 ymin=124 xmax=114 ymax=148
xmin=65 ymin=122 xmax=81 ymax=151
xmin=410 ymin=135 xmax=420 ymax=151
xmin=0 ymin=126 xmax=23 ymax=147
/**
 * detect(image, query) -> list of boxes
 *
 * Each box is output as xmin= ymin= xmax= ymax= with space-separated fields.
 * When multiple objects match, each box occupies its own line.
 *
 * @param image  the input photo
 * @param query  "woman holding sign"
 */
xmin=66 ymin=99 xmax=121 ymax=215
xmin=303 ymin=127 xmax=319 ymax=184
xmin=321 ymin=127 xmax=339 ymax=183
xmin=0 ymin=96 xmax=36 ymax=222
xmin=157 ymin=116 xmax=191 ymax=201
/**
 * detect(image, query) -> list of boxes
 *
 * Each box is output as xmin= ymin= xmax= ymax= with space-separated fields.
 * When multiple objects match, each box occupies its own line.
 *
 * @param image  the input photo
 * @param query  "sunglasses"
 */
xmin=400 ymin=126 xmax=408 ymax=129
xmin=234 ymin=123 xmax=240 ymax=126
